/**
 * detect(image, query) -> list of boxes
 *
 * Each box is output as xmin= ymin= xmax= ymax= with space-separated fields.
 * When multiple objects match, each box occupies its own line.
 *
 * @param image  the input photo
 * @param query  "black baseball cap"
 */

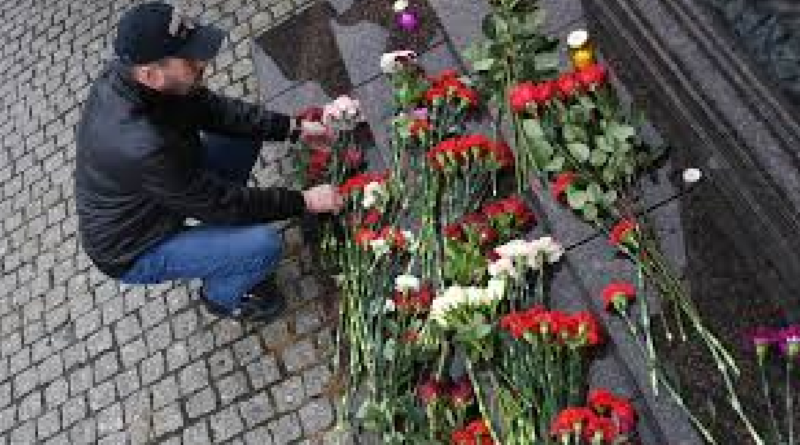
xmin=114 ymin=1 xmax=226 ymax=65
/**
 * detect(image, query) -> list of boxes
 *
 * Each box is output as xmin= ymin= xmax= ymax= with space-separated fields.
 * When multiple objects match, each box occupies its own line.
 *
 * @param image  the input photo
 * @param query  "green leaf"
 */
xmin=383 ymin=338 xmax=397 ymax=361
xmin=475 ymin=323 xmax=493 ymax=339
xmin=582 ymin=203 xmax=599 ymax=221
xmin=566 ymin=188 xmax=588 ymax=209
xmin=578 ymin=95 xmax=596 ymax=111
xmin=589 ymin=149 xmax=608 ymax=167
xmin=482 ymin=13 xmax=509 ymax=40
xmin=587 ymin=183 xmax=604 ymax=202
xmin=522 ymin=118 xmax=545 ymax=139
xmin=544 ymin=155 xmax=565 ymax=172
xmin=567 ymin=143 xmax=591 ymax=162
xmin=603 ymin=189 xmax=619 ymax=205
xmin=534 ymin=52 xmax=560 ymax=71
xmin=595 ymin=135 xmax=614 ymax=153
xmin=472 ymin=58 xmax=496 ymax=72
xmin=609 ymin=123 xmax=636 ymax=141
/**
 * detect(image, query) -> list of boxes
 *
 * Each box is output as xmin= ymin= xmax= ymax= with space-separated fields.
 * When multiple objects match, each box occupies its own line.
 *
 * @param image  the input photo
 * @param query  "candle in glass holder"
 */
xmin=567 ymin=29 xmax=596 ymax=69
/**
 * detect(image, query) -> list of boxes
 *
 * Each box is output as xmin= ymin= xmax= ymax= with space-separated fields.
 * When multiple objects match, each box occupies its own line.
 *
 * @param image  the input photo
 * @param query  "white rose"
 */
xmin=488 ymin=257 xmax=517 ymax=279
xmin=379 ymin=50 xmax=418 ymax=74
xmin=485 ymin=278 xmax=507 ymax=302
xmin=384 ymin=299 xmax=396 ymax=313
xmin=495 ymin=239 xmax=530 ymax=259
xmin=682 ymin=168 xmax=702 ymax=184
xmin=395 ymin=274 xmax=420 ymax=293
xmin=369 ymin=238 xmax=390 ymax=257
xmin=392 ymin=0 xmax=409 ymax=12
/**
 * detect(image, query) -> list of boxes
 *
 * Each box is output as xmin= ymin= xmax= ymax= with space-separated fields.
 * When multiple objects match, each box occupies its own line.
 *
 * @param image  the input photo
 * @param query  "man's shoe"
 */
xmin=200 ymin=290 xmax=286 ymax=323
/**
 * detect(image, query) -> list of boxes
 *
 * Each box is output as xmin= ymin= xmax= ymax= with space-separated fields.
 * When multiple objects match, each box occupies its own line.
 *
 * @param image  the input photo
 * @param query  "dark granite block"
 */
xmin=426 ymin=0 xmax=490 ymax=53
xmin=541 ymin=0 xmax=586 ymax=34
xmin=264 ymin=82 xmax=333 ymax=116
xmin=331 ymin=20 xmax=390 ymax=87
xmin=352 ymin=76 xmax=394 ymax=160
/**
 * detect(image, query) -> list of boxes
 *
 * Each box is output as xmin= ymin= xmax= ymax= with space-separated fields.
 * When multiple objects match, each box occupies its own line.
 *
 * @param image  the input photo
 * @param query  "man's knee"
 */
xmin=248 ymin=225 xmax=283 ymax=266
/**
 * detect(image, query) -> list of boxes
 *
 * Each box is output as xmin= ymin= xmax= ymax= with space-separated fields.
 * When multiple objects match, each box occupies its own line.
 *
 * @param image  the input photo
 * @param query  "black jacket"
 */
xmin=75 ymin=62 xmax=306 ymax=278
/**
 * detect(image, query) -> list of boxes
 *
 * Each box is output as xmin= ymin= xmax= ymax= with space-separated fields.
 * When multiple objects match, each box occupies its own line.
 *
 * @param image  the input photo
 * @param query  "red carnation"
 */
xmin=609 ymin=219 xmax=638 ymax=246
xmin=410 ymin=118 xmax=432 ymax=137
xmin=362 ymin=210 xmax=381 ymax=226
xmin=552 ymin=172 xmax=577 ymax=202
xmin=501 ymin=196 xmax=535 ymax=227
xmin=583 ymin=415 xmax=619 ymax=443
xmin=354 ymin=228 xmax=378 ymax=247
xmin=444 ymin=223 xmax=466 ymax=241
xmin=576 ymin=63 xmax=609 ymax=89
xmin=601 ymin=282 xmax=636 ymax=313
xmin=550 ymin=407 xmax=594 ymax=437
xmin=556 ymin=73 xmax=581 ymax=99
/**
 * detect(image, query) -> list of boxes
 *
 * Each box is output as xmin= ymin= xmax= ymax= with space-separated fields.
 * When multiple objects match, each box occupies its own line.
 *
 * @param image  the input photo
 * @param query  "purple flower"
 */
xmin=412 ymin=108 xmax=429 ymax=119
xmin=745 ymin=326 xmax=780 ymax=362
xmin=778 ymin=325 xmax=800 ymax=359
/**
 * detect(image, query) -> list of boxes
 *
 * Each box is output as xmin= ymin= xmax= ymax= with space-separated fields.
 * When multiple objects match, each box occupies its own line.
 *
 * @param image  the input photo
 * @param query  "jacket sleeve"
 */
xmin=138 ymin=145 xmax=306 ymax=224
xmin=189 ymin=88 xmax=292 ymax=141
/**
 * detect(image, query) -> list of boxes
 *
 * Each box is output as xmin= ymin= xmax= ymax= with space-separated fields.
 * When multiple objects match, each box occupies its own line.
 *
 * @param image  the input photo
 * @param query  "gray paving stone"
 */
xmin=0 ymin=407 xmax=15 ymax=434
xmin=257 ymin=319 xmax=291 ymax=349
xmin=0 ymin=382 xmax=9 ymax=409
xmin=17 ymin=390 xmax=43 ymax=422
xmin=69 ymin=365 xmax=93 ymax=396
xmin=188 ymin=329 xmax=216 ymax=359
xmin=183 ymin=420 xmax=212 ymax=445
xmin=62 ymin=343 xmax=88 ymax=372
xmin=303 ymin=363 xmax=332 ymax=398
xmin=213 ymin=320 xmax=246 ymax=346
xmin=70 ymin=417 xmax=97 ymax=445
xmin=115 ymin=367 xmax=140 ymax=398
xmin=94 ymin=351 xmax=120 ymax=383
xmin=208 ymin=348 xmax=235 ymax=378
xmin=145 ymin=320 xmax=172 ymax=353
xmin=97 ymin=431 xmax=128 ymax=445
xmin=179 ymin=360 xmax=210 ymax=396
xmin=217 ymin=371 xmax=249 ymax=405
xmin=271 ymin=375 xmax=305 ymax=413
xmin=86 ymin=327 xmax=113 ymax=358
xmin=100 ymin=296 xmax=125 ymax=326
xmin=44 ymin=431 xmax=71 ymax=445
xmin=246 ymin=355 xmax=281 ymax=390
xmin=166 ymin=341 xmax=190 ymax=372
xmin=88 ymin=380 xmax=116 ymax=413
xmin=151 ymin=375 xmax=180 ymax=410
xmin=153 ymin=403 xmax=184 ymax=438
xmin=186 ymin=387 xmax=217 ymax=419
xmin=11 ymin=419 xmax=36 ymax=445
xmin=123 ymin=391 xmax=152 ymax=445
xmin=281 ymin=339 xmax=318 ymax=373
xmin=239 ymin=392 xmax=275 ymax=428
xmin=294 ymin=305 xmax=323 ymax=336
xmin=139 ymin=296 xmax=167 ymax=330
xmin=61 ymin=395 xmax=87 ymax=428
xmin=232 ymin=334 xmax=263 ymax=365
xmin=38 ymin=353 xmax=64 ymax=384
xmin=209 ymin=405 xmax=245 ymax=443
xmin=172 ymin=309 xmax=198 ymax=340
xmin=120 ymin=338 xmax=147 ymax=368
xmin=97 ymin=402 xmax=123 ymax=437
xmin=268 ymin=412 xmax=302 ymax=445
xmin=44 ymin=377 xmax=69 ymax=409
xmin=298 ymin=398 xmax=334 ymax=435
xmin=13 ymin=366 xmax=38 ymax=398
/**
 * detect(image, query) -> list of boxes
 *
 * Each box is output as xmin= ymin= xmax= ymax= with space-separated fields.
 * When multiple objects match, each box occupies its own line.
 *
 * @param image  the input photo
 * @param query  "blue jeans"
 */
xmin=120 ymin=134 xmax=283 ymax=311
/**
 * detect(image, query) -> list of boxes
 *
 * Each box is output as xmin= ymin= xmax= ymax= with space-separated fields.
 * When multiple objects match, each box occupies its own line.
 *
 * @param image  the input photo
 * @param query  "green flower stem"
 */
xmin=757 ymin=361 xmax=783 ymax=444
xmin=465 ymin=357 xmax=503 ymax=444
xmin=634 ymin=264 xmax=659 ymax=395
xmin=788 ymin=360 xmax=795 ymax=445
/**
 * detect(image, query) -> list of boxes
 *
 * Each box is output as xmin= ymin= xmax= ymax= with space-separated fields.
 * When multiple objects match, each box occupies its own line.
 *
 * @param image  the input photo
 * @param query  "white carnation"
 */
xmin=362 ymin=181 xmax=385 ymax=209
xmin=395 ymin=274 xmax=420 ymax=293
xmin=369 ymin=238 xmax=390 ymax=257
xmin=488 ymin=257 xmax=517 ymax=279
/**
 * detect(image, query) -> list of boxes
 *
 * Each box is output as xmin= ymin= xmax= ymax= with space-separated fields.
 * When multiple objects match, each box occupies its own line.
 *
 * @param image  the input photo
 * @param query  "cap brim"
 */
xmin=175 ymin=23 xmax=225 ymax=61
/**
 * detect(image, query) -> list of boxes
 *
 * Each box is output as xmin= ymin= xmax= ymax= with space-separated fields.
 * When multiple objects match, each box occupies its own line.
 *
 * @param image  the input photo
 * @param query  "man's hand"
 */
xmin=303 ymin=184 xmax=345 ymax=214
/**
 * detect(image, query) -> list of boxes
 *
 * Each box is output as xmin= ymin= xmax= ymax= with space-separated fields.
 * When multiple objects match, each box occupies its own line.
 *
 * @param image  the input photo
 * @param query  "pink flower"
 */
xmin=448 ymin=376 xmax=474 ymax=408
xmin=778 ymin=325 xmax=800 ymax=359
xmin=417 ymin=377 xmax=445 ymax=405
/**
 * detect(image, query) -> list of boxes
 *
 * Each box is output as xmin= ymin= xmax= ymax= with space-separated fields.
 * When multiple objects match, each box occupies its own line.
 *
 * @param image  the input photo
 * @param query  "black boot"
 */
xmin=200 ymin=276 xmax=286 ymax=323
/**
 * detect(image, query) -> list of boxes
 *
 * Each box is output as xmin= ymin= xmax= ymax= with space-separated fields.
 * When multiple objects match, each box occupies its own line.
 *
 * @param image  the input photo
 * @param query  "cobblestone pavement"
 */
xmin=0 ymin=0 xmax=342 ymax=444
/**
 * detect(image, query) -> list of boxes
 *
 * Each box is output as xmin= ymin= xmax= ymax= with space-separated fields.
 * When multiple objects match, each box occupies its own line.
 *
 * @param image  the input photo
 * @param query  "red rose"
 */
xmin=556 ymin=73 xmax=580 ymax=99
xmin=409 ymin=118 xmax=432 ymax=137
xmin=552 ymin=172 xmax=577 ymax=202
xmin=531 ymin=80 xmax=557 ymax=106
xmin=509 ymin=82 xmax=536 ymax=113
xmin=444 ymin=223 xmax=465 ymax=241
xmin=609 ymin=219 xmax=638 ymax=246
xmin=478 ymin=226 xmax=498 ymax=245
xmin=576 ymin=63 xmax=609 ymax=89
xmin=354 ymin=228 xmax=378 ymax=247
xmin=417 ymin=378 xmax=445 ymax=405
xmin=448 ymin=376 xmax=474 ymax=408
xmin=342 ymin=147 xmax=364 ymax=169
xmin=601 ymin=282 xmax=636 ymax=313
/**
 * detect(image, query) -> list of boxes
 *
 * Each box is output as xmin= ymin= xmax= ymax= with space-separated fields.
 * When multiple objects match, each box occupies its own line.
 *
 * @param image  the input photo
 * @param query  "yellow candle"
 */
xmin=567 ymin=29 xmax=596 ymax=69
